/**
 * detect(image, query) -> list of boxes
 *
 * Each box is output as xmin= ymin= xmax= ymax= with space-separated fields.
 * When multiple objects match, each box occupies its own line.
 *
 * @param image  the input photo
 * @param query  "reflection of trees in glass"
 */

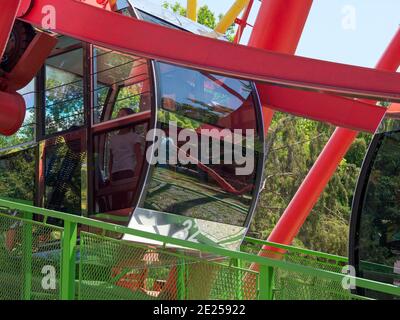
xmin=93 ymin=48 xmax=150 ymax=123
xmin=45 ymin=72 xmax=84 ymax=134
xmin=0 ymin=148 xmax=35 ymax=204
xmin=359 ymin=131 xmax=400 ymax=267
xmin=111 ymin=86 xmax=142 ymax=119
xmin=45 ymin=140 xmax=84 ymax=215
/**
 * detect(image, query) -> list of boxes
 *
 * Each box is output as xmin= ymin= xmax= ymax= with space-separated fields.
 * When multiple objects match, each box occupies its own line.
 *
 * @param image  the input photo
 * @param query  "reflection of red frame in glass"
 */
xmin=38 ymin=127 xmax=86 ymax=217
xmin=92 ymin=110 xmax=151 ymax=134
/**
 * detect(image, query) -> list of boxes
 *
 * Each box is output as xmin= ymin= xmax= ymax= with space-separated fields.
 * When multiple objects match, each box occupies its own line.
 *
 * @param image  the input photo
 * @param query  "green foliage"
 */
xmin=0 ymin=148 xmax=35 ymax=204
xmin=45 ymin=73 xmax=84 ymax=134
xmin=345 ymin=135 xmax=370 ymax=167
xmin=249 ymin=114 xmax=371 ymax=256
xmin=162 ymin=2 xmax=235 ymax=41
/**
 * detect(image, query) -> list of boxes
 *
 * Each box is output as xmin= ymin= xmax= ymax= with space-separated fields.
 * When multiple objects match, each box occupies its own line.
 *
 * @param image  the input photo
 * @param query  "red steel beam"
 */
xmin=0 ymin=0 xmax=20 ymax=60
xmin=5 ymin=31 xmax=57 ymax=92
xmin=262 ymin=27 xmax=400 ymax=261
xmin=249 ymin=0 xmax=383 ymax=134
xmin=259 ymin=85 xmax=385 ymax=133
xmin=233 ymin=0 xmax=253 ymax=44
xmin=248 ymin=0 xmax=313 ymax=53
xmin=18 ymin=0 xmax=400 ymax=104
xmin=247 ymin=0 xmax=313 ymax=134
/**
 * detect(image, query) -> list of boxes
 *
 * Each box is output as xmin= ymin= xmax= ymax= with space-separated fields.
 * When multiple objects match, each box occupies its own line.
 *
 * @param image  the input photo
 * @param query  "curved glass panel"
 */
xmin=44 ymin=130 xmax=86 ymax=217
xmin=45 ymin=47 xmax=84 ymax=135
xmin=127 ymin=62 xmax=264 ymax=250
xmin=92 ymin=122 xmax=149 ymax=216
xmin=352 ymin=116 xmax=400 ymax=298
xmin=92 ymin=47 xmax=152 ymax=124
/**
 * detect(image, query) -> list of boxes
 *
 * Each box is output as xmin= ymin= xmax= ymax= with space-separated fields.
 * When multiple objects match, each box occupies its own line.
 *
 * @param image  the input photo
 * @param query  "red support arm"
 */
xmin=18 ymin=0 xmax=400 ymax=104
xmin=259 ymin=85 xmax=385 ymax=133
xmin=259 ymin=28 xmax=400 ymax=264
xmin=233 ymin=0 xmax=254 ymax=44
xmin=0 ymin=0 xmax=20 ymax=59
xmin=247 ymin=0 xmax=314 ymax=134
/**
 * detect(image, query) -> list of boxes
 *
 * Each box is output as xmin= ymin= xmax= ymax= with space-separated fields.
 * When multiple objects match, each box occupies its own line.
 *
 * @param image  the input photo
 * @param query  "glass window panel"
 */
xmin=0 ymin=147 xmax=35 ymax=204
xmin=357 ymin=129 xmax=400 ymax=296
xmin=44 ymin=131 xmax=86 ymax=216
xmin=92 ymin=47 xmax=152 ymax=124
xmin=141 ymin=62 xmax=262 ymax=227
xmin=92 ymin=122 xmax=148 ymax=215
xmin=45 ymin=48 xmax=84 ymax=135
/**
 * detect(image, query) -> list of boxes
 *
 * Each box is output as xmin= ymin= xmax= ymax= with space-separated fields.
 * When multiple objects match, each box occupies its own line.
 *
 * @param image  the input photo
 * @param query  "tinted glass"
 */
xmin=44 ymin=131 xmax=85 ymax=216
xmin=357 ymin=129 xmax=400 ymax=294
xmin=45 ymin=48 xmax=84 ymax=134
xmin=0 ymin=147 xmax=35 ymax=204
xmin=93 ymin=122 xmax=148 ymax=216
xmin=92 ymin=47 xmax=152 ymax=124
xmin=141 ymin=62 xmax=261 ymax=227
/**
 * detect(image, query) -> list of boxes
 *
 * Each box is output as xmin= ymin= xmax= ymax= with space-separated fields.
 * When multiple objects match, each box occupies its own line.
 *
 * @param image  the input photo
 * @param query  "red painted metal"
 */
xmin=17 ymin=0 xmax=33 ymax=17
xmin=248 ymin=0 xmax=313 ymax=52
xmin=18 ymin=0 xmax=400 ymax=104
xmin=0 ymin=0 xmax=20 ymax=60
xmin=5 ymin=31 xmax=57 ymax=91
xmin=259 ymin=85 xmax=385 ymax=133
xmin=258 ymin=28 xmax=400 ymax=264
xmin=233 ymin=0 xmax=254 ymax=44
xmin=248 ymin=0 xmax=313 ymax=135
xmin=0 ymin=91 xmax=26 ymax=136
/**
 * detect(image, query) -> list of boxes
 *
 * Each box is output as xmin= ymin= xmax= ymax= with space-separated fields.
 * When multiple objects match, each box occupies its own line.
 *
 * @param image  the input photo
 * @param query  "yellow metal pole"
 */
xmin=108 ymin=0 xmax=118 ymax=10
xmin=187 ymin=0 xmax=198 ymax=22
xmin=215 ymin=0 xmax=250 ymax=34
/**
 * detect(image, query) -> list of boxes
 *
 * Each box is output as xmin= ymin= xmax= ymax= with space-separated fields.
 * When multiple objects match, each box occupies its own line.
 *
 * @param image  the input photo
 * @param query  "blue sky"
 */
xmin=150 ymin=0 xmax=400 ymax=69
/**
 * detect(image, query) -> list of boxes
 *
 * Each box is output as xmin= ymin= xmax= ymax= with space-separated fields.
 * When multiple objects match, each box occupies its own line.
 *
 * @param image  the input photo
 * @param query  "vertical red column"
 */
xmin=233 ymin=0 xmax=254 ymax=44
xmin=262 ymin=28 xmax=400 ymax=262
xmin=241 ymin=1 xmax=312 ymax=278
xmin=247 ymin=0 xmax=313 ymax=132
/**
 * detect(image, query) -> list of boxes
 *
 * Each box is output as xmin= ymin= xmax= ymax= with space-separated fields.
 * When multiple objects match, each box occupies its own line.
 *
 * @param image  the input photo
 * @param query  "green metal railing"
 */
xmin=0 ymin=198 xmax=399 ymax=300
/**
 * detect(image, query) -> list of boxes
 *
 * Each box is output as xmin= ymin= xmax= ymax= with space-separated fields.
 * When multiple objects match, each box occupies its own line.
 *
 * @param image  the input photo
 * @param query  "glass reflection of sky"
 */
xmin=159 ymin=62 xmax=253 ymax=123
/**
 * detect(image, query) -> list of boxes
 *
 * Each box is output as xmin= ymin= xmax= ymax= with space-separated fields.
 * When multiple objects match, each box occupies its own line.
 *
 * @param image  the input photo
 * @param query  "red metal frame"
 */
xmin=248 ymin=0 xmax=313 ymax=135
xmin=5 ymin=32 xmax=57 ymax=92
xmin=0 ymin=0 xmax=399 ymax=266
xmin=17 ymin=0 xmax=400 ymax=104
xmin=233 ymin=0 xmax=254 ymax=44
xmin=261 ymin=28 xmax=400 ymax=261
xmin=0 ymin=0 xmax=20 ymax=60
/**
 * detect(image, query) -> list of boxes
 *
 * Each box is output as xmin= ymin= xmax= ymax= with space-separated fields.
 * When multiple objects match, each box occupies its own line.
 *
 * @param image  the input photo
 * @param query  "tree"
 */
xmin=162 ymin=2 xmax=235 ymax=41
xmin=248 ymin=112 xmax=370 ymax=256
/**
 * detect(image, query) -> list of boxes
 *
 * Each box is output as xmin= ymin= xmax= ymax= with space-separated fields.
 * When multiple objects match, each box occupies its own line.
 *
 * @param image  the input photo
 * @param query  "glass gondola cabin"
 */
xmin=350 ymin=108 xmax=400 ymax=299
xmin=0 ymin=0 xmax=265 ymax=251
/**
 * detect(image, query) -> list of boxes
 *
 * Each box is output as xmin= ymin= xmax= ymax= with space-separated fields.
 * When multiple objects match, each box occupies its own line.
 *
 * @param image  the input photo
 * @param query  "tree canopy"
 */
xmin=162 ymin=2 xmax=235 ymax=41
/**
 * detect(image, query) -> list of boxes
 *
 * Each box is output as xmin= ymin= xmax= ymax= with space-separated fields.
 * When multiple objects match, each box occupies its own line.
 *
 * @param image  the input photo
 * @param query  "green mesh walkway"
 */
xmin=0 ymin=199 xmax=398 ymax=300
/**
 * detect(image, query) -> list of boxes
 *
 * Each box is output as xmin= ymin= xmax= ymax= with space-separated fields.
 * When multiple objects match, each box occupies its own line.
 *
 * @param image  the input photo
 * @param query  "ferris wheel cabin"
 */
xmin=0 ymin=0 xmax=265 ymax=251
